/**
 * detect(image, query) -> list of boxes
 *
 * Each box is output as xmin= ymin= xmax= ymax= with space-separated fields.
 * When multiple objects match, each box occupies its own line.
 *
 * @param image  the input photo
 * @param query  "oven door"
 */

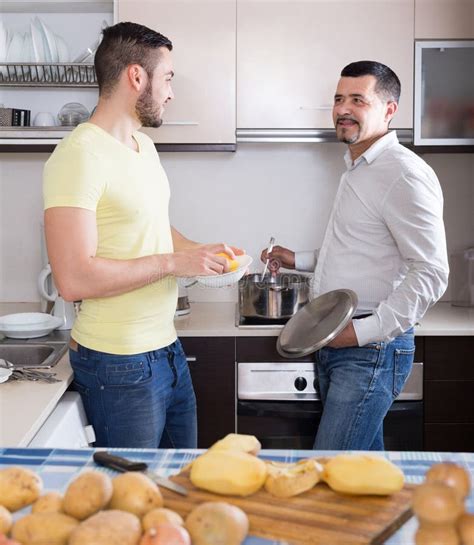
xmin=237 ymin=399 xmax=423 ymax=450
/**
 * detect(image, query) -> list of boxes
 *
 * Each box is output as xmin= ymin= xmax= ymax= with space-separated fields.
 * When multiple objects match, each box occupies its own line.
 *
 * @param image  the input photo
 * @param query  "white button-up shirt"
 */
xmin=295 ymin=131 xmax=449 ymax=346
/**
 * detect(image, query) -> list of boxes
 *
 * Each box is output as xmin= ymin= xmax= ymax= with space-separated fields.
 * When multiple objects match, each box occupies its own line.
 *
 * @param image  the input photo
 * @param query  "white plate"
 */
xmin=6 ymin=31 xmax=24 ymax=62
xmin=0 ymin=368 xmax=12 ymax=384
xmin=37 ymin=17 xmax=58 ymax=63
xmin=30 ymin=21 xmax=46 ymax=62
xmin=0 ymin=313 xmax=63 ymax=339
xmin=55 ymin=34 xmax=69 ymax=62
xmin=0 ymin=21 xmax=9 ymax=62
xmin=180 ymin=255 xmax=253 ymax=289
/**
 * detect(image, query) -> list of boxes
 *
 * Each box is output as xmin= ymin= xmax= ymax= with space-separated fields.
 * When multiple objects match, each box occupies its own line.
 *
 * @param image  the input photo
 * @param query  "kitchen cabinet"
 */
xmin=415 ymin=0 xmax=474 ymax=39
xmin=180 ymin=337 xmax=236 ymax=448
xmin=117 ymin=0 xmax=236 ymax=147
xmin=237 ymin=0 xmax=414 ymax=130
xmin=423 ymin=336 xmax=474 ymax=452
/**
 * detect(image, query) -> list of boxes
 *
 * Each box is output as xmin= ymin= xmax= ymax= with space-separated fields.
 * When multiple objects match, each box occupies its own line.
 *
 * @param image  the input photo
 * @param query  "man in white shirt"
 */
xmin=261 ymin=61 xmax=449 ymax=450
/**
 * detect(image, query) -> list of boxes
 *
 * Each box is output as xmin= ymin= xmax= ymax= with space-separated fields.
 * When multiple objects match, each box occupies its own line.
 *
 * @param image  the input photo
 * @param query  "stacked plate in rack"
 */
xmin=0 ymin=312 xmax=63 ymax=339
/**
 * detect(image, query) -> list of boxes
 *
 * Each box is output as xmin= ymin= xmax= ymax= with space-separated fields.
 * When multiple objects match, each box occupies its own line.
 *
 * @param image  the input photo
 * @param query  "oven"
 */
xmin=236 ymin=333 xmax=424 ymax=451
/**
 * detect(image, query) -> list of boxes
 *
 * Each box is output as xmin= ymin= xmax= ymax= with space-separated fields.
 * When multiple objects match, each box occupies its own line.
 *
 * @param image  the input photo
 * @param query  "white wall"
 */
xmin=0 ymin=146 xmax=473 ymax=303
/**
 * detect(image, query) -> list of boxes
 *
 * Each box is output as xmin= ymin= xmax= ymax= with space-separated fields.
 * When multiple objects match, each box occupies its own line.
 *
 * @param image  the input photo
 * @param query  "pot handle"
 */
xmin=269 ymin=285 xmax=287 ymax=292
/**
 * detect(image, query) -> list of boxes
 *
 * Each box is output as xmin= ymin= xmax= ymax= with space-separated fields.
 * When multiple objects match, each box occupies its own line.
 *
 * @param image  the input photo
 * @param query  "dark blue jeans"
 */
xmin=69 ymin=339 xmax=197 ymax=448
xmin=313 ymin=329 xmax=415 ymax=450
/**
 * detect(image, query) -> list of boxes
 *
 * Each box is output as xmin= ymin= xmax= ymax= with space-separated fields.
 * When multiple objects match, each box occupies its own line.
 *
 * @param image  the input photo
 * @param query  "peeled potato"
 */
xmin=142 ymin=508 xmax=184 ymax=531
xmin=32 ymin=491 xmax=64 ymax=514
xmin=216 ymin=252 xmax=239 ymax=272
xmin=12 ymin=512 xmax=79 ymax=545
xmin=0 ymin=506 xmax=12 ymax=535
xmin=0 ymin=466 xmax=42 ymax=512
xmin=185 ymin=502 xmax=249 ymax=545
xmin=322 ymin=455 xmax=404 ymax=496
xmin=190 ymin=450 xmax=267 ymax=496
xmin=109 ymin=472 xmax=163 ymax=517
xmin=63 ymin=470 xmax=113 ymax=520
xmin=264 ymin=458 xmax=322 ymax=498
xmin=209 ymin=433 xmax=261 ymax=456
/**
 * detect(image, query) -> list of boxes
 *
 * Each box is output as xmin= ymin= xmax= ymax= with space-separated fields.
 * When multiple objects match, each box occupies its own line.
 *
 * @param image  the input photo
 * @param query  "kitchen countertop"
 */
xmin=1 ymin=447 xmax=473 ymax=545
xmin=0 ymin=300 xmax=473 ymax=448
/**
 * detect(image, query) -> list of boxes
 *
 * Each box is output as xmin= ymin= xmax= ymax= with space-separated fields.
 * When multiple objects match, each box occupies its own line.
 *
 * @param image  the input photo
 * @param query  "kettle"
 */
xmin=37 ymin=264 xmax=77 ymax=330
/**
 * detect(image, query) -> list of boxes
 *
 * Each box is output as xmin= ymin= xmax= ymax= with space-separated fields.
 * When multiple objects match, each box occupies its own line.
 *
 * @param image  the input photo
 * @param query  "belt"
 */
xmin=69 ymin=339 xmax=78 ymax=352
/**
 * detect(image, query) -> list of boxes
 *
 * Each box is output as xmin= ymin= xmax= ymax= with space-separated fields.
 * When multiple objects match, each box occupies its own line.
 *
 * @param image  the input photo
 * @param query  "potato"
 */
xmin=412 ymin=482 xmax=464 ymax=525
xmin=264 ymin=458 xmax=323 ymax=498
xmin=415 ymin=524 xmax=460 ymax=545
xmin=69 ymin=509 xmax=141 ymax=545
xmin=11 ymin=512 xmax=79 ymax=545
xmin=0 ymin=466 xmax=42 ymax=511
xmin=425 ymin=462 xmax=471 ymax=501
xmin=109 ymin=472 xmax=163 ymax=517
xmin=209 ymin=434 xmax=261 ymax=456
xmin=32 ymin=491 xmax=64 ymax=514
xmin=322 ymin=454 xmax=404 ymax=495
xmin=142 ymin=508 xmax=184 ymax=531
xmin=185 ymin=502 xmax=249 ymax=545
xmin=0 ymin=506 xmax=12 ymax=535
xmin=190 ymin=450 xmax=267 ymax=496
xmin=0 ymin=535 xmax=22 ymax=545
xmin=63 ymin=470 xmax=113 ymax=520
xmin=139 ymin=524 xmax=191 ymax=545
xmin=458 ymin=513 xmax=474 ymax=545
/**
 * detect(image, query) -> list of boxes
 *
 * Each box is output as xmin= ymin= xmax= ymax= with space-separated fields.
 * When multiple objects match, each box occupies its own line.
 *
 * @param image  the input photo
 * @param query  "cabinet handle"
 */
xmin=162 ymin=122 xmax=200 ymax=126
xmin=298 ymin=105 xmax=333 ymax=110
xmin=186 ymin=356 xmax=197 ymax=363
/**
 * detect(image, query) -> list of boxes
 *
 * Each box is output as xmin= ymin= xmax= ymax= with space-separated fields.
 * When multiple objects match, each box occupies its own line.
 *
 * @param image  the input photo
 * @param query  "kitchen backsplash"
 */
xmin=0 ymin=144 xmax=473 ymax=303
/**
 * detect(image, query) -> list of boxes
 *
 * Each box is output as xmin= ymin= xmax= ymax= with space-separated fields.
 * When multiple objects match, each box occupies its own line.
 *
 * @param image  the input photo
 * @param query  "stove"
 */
xmin=235 ymin=305 xmax=290 ymax=329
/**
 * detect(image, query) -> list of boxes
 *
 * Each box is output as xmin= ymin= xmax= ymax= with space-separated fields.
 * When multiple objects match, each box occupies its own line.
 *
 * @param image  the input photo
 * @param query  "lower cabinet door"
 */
xmin=180 ymin=337 xmax=235 ymax=448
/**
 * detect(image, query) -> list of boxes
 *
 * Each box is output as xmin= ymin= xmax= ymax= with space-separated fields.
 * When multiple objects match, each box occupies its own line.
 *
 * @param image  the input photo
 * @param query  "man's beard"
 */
xmin=135 ymin=80 xmax=163 ymax=128
xmin=336 ymin=117 xmax=360 ymax=144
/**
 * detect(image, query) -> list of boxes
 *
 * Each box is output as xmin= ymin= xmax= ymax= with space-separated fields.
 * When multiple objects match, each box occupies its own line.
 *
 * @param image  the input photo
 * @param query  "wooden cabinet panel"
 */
xmin=424 ymin=380 xmax=474 ymax=422
xmin=415 ymin=0 xmax=474 ymax=38
xmin=424 ymin=423 xmax=474 ymax=451
xmin=118 ymin=0 xmax=236 ymax=144
xmin=236 ymin=336 xmax=314 ymax=362
xmin=237 ymin=0 xmax=414 ymax=129
xmin=180 ymin=337 xmax=235 ymax=448
xmin=424 ymin=336 xmax=474 ymax=380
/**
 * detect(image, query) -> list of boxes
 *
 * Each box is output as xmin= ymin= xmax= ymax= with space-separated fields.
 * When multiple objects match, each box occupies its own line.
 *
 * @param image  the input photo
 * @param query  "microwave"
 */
xmin=414 ymin=40 xmax=474 ymax=146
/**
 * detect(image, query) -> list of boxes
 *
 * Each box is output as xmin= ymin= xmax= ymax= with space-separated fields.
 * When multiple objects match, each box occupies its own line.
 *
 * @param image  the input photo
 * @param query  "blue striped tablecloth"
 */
xmin=1 ymin=448 xmax=473 ymax=545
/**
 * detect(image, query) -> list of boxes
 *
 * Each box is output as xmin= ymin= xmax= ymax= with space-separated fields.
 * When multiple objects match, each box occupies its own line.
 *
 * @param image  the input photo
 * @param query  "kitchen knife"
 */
xmin=93 ymin=451 xmax=188 ymax=496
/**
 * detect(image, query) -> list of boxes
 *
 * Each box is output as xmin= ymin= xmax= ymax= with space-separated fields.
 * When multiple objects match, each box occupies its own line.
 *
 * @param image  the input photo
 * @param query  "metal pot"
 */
xmin=238 ymin=273 xmax=311 ymax=320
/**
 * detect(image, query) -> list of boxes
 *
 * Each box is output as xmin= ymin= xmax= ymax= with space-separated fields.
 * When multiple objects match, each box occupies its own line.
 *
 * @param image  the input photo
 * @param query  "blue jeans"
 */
xmin=313 ymin=329 xmax=415 ymax=450
xmin=69 ymin=339 xmax=197 ymax=448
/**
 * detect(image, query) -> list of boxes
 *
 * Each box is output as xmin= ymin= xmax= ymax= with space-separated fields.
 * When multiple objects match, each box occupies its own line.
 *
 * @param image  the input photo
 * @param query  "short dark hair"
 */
xmin=94 ymin=22 xmax=173 ymax=96
xmin=340 ymin=61 xmax=401 ymax=103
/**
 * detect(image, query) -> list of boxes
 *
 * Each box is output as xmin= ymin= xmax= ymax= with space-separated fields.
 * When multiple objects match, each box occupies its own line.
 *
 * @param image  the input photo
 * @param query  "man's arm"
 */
xmin=45 ymin=208 xmax=234 ymax=302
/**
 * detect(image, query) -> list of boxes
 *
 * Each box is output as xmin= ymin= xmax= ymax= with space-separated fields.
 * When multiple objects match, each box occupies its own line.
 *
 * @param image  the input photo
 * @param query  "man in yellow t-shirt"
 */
xmin=43 ymin=22 xmax=241 ymax=448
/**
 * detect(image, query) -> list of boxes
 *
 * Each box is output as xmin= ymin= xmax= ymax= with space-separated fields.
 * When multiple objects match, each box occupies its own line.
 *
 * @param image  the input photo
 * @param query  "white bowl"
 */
xmin=0 ymin=313 xmax=63 ymax=339
xmin=0 ymin=368 xmax=12 ymax=384
xmin=197 ymin=255 xmax=253 ymax=288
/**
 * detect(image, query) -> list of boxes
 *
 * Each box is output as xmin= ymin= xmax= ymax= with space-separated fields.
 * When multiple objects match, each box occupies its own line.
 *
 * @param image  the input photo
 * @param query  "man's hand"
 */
xmin=326 ymin=322 xmax=359 ymax=348
xmin=168 ymin=243 xmax=243 ymax=277
xmin=260 ymin=245 xmax=295 ymax=273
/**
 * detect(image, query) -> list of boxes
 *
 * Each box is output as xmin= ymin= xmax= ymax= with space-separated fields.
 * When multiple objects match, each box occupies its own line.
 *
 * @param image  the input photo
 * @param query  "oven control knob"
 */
xmin=294 ymin=377 xmax=307 ymax=391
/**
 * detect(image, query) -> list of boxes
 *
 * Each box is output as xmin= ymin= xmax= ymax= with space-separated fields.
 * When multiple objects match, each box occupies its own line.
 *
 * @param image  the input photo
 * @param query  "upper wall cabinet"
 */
xmin=415 ymin=0 xmax=474 ymax=39
xmin=237 ymin=0 xmax=414 ymax=130
xmin=117 ymin=0 xmax=236 ymax=146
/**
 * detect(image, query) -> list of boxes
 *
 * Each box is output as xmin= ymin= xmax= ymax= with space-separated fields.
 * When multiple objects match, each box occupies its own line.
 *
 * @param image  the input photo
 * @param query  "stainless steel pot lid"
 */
xmin=276 ymin=289 xmax=358 ymax=358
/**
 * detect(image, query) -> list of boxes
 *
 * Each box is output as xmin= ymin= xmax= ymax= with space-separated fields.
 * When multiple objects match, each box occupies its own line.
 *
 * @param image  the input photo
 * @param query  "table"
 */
xmin=1 ymin=448 xmax=473 ymax=544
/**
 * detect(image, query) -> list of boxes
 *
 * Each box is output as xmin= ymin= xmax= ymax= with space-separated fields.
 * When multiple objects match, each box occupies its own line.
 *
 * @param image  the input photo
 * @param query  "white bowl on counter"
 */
xmin=0 ymin=312 xmax=63 ymax=339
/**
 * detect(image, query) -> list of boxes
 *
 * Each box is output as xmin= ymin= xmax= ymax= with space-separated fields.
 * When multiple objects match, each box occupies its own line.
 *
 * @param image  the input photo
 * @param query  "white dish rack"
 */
xmin=0 ymin=62 xmax=97 ymax=87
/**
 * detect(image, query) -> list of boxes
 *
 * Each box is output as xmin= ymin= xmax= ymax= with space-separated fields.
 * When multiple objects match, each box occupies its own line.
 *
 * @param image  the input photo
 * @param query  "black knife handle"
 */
xmin=93 ymin=451 xmax=148 ymax=472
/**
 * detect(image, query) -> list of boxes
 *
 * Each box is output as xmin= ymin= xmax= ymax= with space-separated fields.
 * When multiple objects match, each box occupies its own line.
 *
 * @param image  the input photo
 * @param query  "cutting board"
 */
xmin=161 ymin=470 xmax=415 ymax=545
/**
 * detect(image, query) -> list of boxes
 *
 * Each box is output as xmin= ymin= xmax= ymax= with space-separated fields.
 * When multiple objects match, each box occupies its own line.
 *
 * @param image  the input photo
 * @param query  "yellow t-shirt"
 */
xmin=43 ymin=122 xmax=177 ymax=355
